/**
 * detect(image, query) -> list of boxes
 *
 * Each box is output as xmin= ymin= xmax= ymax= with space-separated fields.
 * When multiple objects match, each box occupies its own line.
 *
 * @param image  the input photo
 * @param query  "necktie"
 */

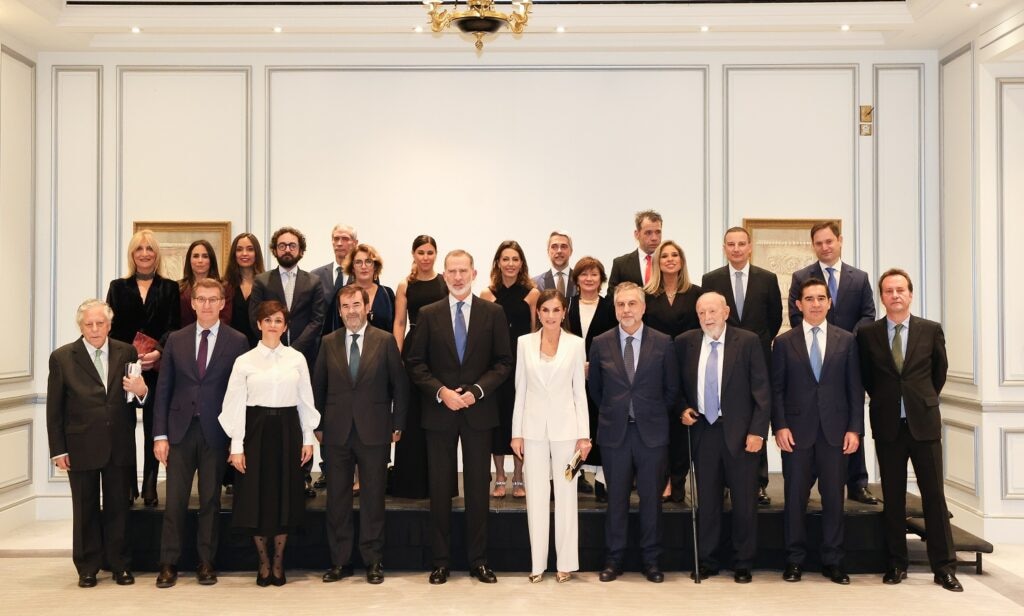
xmin=283 ymin=270 xmax=295 ymax=309
xmin=892 ymin=323 xmax=904 ymax=373
xmin=197 ymin=329 xmax=210 ymax=379
xmin=644 ymin=254 xmax=652 ymax=284
xmin=624 ymin=336 xmax=636 ymax=420
xmin=332 ymin=266 xmax=345 ymax=331
xmin=809 ymin=326 xmax=822 ymax=382
xmin=734 ymin=271 xmax=745 ymax=321
xmin=335 ymin=266 xmax=345 ymax=290
xmin=705 ymin=341 xmax=720 ymax=424
xmin=556 ymin=272 xmax=566 ymax=296
xmin=826 ymin=267 xmax=838 ymax=305
xmin=93 ymin=348 xmax=106 ymax=391
xmin=454 ymin=301 xmax=467 ymax=364
xmin=349 ymin=333 xmax=360 ymax=380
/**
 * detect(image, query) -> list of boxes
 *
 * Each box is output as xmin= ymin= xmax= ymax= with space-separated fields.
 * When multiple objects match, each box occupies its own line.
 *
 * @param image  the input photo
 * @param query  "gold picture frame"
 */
xmin=133 ymin=221 xmax=232 ymax=280
xmin=743 ymin=218 xmax=842 ymax=332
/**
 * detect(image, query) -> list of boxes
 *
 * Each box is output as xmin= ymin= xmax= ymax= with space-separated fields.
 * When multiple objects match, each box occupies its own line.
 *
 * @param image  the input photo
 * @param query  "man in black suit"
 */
xmin=607 ymin=209 xmax=663 ymax=290
xmin=678 ymin=292 xmax=770 ymax=583
xmin=588 ymin=282 xmax=679 ymax=583
xmin=405 ymin=249 xmax=513 ymax=585
xmin=788 ymin=221 xmax=878 ymax=506
xmin=857 ymin=268 xmax=962 ymax=592
xmin=772 ymin=278 xmax=864 ymax=585
xmin=531 ymin=231 xmax=577 ymax=298
xmin=314 ymin=285 xmax=408 ymax=585
xmin=702 ymin=226 xmax=782 ymax=506
xmin=46 ymin=299 xmax=149 ymax=588
xmin=250 ymin=225 xmax=326 ymax=497
xmin=152 ymin=279 xmax=249 ymax=588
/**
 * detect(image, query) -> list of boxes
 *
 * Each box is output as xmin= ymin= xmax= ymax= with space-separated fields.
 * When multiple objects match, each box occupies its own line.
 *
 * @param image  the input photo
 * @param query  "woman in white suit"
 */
xmin=511 ymin=289 xmax=592 ymax=583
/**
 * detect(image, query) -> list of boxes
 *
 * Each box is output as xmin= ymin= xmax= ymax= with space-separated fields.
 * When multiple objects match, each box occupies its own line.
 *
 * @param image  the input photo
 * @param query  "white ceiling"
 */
xmin=0 ymin=0 xmax=1022 ymax=53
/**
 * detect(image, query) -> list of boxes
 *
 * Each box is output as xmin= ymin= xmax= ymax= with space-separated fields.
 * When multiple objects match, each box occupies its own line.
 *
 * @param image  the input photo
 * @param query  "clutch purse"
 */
xmin=564 ymin=449 xmax=584 ymax=481
xmin=132 ymin=331 xmax=161 ymax=371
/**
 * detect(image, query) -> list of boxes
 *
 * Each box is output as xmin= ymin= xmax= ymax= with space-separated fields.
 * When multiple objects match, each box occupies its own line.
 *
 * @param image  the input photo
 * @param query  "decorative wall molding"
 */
xmin=1001 ymin=429 xmax=1024 ymax=500
xmin=942 ymin=418 xmax=979 ymax=495
xmin=996 ymin=77 xmax=1024 ymax=385
xmin=0 ymin=419 xmax=32 ymax=494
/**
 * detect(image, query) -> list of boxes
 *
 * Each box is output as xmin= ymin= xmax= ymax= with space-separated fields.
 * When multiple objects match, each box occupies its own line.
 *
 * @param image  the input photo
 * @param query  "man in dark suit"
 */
xmin=587 ymin=281 xmax=679 ymax=583
xmin=152 ymin=279 xmax=249 ymax=588
xmin=405 ymin=249 xmax=513 ymax=585
xmin=46 ymin=299 xmax=149 ymax=588
xmin=702 ymin=226 xmax=782 ymax=506
xmin=857 ymin=268 xmax=962 ymax=592
xmin=772 ymin=278 xmax=864 ymax=585
xmin=678 ymin=291 xmax=770 ymax=583
xmin=250 ymin=225 xmax=325 ymax=497
xmin=314 ymin=284 xmax=408 ymax=585
xmin=531 ymin=231 xmax=577 ymax=298
xmin=788 ymin=220 xmax=878 ymax=506
xmin=607 ymin=209 xmax=663 ymax=290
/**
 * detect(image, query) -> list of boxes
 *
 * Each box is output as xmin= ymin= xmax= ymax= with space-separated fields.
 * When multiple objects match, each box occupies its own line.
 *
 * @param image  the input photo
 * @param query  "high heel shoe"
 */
xmin=271 ymin=572 xmax=286 ymax=586
xmin=556 ymin=572 xmax=572 ymax=583
xmin=256 ymin=569 xmax=272 ymax=587
xmin=491 ymin=479 xmax=507 ymax=499
xmin=512 ymin=480 xmax=526 ymax=499
xmin=528 ymin=573 xmax=543 ymax=583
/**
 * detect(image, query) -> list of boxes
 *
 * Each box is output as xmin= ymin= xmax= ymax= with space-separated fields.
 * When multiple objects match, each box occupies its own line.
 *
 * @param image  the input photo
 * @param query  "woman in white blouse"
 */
xmin=511 ymin=289 xmax=592 ymax=583
xmin=220 ymin=300 xmax=320 ymax=587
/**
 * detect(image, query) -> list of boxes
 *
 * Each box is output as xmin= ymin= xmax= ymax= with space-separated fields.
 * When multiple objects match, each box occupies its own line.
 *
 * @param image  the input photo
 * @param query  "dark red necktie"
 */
xmin=197 ymin=329 xmax=210 ymax=379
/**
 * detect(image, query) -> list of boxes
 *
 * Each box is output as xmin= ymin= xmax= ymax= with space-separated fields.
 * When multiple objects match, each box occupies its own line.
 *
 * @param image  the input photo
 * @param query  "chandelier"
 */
xmin=423 ymin=0 xmax=533 ymax=51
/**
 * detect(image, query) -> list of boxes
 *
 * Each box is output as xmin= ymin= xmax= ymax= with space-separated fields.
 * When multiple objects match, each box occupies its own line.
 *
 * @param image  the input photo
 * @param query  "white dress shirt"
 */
xmin=448 ymin=293 xmax=472 ymax=329
xmin=818 ymin=259 xmax=843 ymax=286
xmin=730 ymin=262 xmax=750 ymax=298
xmin=802 ymin=320 xmax=828 ymax=357
xmin=219 ymin=342 xmax=321 ymax=454
xmin=696 ymin=326 xmax=726 ymax=417
xmin=345 ymin=322 xmax=368 ymax=364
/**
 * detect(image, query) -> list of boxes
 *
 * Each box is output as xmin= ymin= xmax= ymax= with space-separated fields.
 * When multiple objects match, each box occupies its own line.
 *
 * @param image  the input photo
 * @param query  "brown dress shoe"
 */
xmin=196 ymin=561 xmax=217 ymax=585
xmin=155 ymin=564 xmax=177 ymax=588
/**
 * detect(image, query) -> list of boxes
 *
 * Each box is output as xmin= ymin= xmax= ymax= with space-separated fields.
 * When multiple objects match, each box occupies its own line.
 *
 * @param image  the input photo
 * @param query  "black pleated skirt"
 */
xmin=232 ymin=406 xmax=305 ymax=535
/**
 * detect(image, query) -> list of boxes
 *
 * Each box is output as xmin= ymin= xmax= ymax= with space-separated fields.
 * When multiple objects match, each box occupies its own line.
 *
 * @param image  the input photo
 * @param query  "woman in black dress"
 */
xmin=344 ymin=243 xmax=396 ymax=333
xmin=223 ymin=232 xmax=265 ymax=348
xmin=105 ymin=229 xmax=181 ymax=506
xmin=177 ymin=239 xmax=230 ymax=327
xmin=566 ymin=256 xmax=618 ymax=501
xmin=642 ymin=239 xmax=702 ymax=502
xmin=390 ymin=235 xmax=448 ymax=499
xmin=480 ymin=240 xmax=538 ymax=498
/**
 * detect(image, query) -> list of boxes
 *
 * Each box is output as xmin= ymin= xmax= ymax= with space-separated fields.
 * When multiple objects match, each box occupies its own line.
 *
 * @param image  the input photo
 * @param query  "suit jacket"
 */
xmin=46 ymin=338 xmax=143 ymax=471
xmin=675 ymin=326 xmax=771 ymax=458
xmin=152 ymin=323 xmax=250 ymax=451
xmin=587 ymin=326 xmax=679 ymax=449
xmin=311 ymin=261 xmax=346 ymax=336
xmin=566 ymin=294 xmax=618 ymax=356
xmin=701 ymin=264 xmax=782 ymax=365
xmin=857 ymin=315 xmax=947 ymax=443
xmin=106 ymin=275 xmax=181 ymax=345
xmin=608 ymin=249 xmax=646 ymax=291
xmin=771 ymin=325 xmax=864 ymax=449
xmin=404 ymin=296 xmax=514 ymax=432
xmin=531 ymin=269 xmax=576 ymax=298
xmin=789 ymin=262 xmax=875 ymax=333
xmin=313 ymin=325 xmax=409 ymax=447
xmin=249 ymin=267 xmax=326 ymax=366
xmin=511 ymin=331 xmax=589 ymax=442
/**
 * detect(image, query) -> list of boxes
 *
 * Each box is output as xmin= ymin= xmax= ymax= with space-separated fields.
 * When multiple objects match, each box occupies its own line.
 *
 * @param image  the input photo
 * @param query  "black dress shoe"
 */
xmin=782 ymin=563 xmax=802 ymax=582
xmin=594 ymin=481 xmax=607 ymax=503
xmin=577 ymin=476 xmax=594 ymax=494
xmin=691 ymin=565 xmax=719 ymax=581
xmin=882 ymin=567 xmax=907 ymax=584
xmin=224 ymin=484 xmax=233 ymax=495
xmin=323 ymin=565 xmax=354 ymax=582
xmin=428 ymin=566 xmax=449 ymax=585
xmin=642 ymin=564 xmax=664 ymax=583
xmin=849 ymin=486 xmax=880 ymax=505
xmin=155 ymin=564 xmax=178 ymax=588
xmin=113 ymin=570 xmax=135 ymax=585
xmin=366 ymin=562 xmax=384 ymax=584
xmin=313 ymin=474 xmax=328 ymax=490
xmin=934 ymin=572 xmax=963 ymax=592
xmin=271 ymin=571 xmax=286 ymax=586
xmin=196 ymin=561 xmax=217 ymax=585
xmin=822 ymin=564 xmax=850 ymax=585
xmin=599 ymin=563 xmax=622 ymax=582
xmin=256 ymin=569 xmax=272 ymax=587
xmin=757 ymin=486 xmax=772 ymax=507
xmin=78 ymin=573 xmax=97 ymax=588
xmin=143 ymin=496 xmax=159 ymax=507
xmin=734 ymin=568 xmax=752 ymax=584
xmin=470 ymin=564 xmax=497 ymax=583
xmin=304 ymin=478 xmax=317 ymax=498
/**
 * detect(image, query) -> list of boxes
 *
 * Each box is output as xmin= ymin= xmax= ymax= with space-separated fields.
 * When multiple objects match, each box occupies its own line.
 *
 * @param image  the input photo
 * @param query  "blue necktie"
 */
xmin=826 ymin=267 xmax=838 ymax=305
xmin=733 ymin=271 xmax=745 ymax=321
xmin=705 ymin=341 xmax=720 ymax=424
xmin=349 ymin=333 xmax=360 ymax=380
xmin=454 ymin=301 xmax=467 ymax=364
xmin=810 ymin=326 xmax=822 ymax=382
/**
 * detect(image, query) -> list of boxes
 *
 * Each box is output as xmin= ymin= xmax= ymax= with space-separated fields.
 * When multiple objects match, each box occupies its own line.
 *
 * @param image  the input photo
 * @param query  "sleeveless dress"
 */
xmin=491 ymin=283 xmax=532 ymax=455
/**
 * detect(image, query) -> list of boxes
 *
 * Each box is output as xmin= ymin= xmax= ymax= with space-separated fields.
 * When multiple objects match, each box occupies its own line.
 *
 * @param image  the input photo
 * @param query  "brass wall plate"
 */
xmin=859 ymin=105 xmax=874 ymax=123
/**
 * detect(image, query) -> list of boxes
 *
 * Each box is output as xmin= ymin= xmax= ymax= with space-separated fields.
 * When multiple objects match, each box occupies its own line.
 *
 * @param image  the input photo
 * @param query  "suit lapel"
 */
xmin=107 ymin=342 xmax=127 ymax=397
xmin=788 ymin=327 xmax=815 ymax=381
xmin=73 ymin=340 xmax=106 ymax=389
xmin=720 ymin=328 xmax=738 ymax=389
xmin=268 ymin=269 xmax=285 ymax=301
xmin=331 ymin=331 xmax=354 ymax=387
xmin=686 ymin=335 xmax=702 ymax=396
xmin=820 ymin=325 xmax=842 ymax=379
xmin=464 ymin=296 xmax=488 ymax=365
xmin=903 ymin=315 xmax=924 ymax=367
xmin=356 ymin=329 xmax=382 ymax=385
xmin=609 ymin=330 xmax=629 ymax=383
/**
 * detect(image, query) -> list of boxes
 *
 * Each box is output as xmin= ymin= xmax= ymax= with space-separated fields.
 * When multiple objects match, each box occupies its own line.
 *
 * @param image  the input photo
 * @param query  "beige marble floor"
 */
xmin=2 ymin=520 xmax=1022 ymax=615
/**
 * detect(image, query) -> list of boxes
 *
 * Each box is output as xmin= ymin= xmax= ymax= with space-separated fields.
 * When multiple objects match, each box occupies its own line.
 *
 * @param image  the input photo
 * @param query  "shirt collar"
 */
xmin=619 ymin=323 xmax=644 ymax=341
xmin=802 ymin=320 xmax=827 ymax=336
xmin=196 ymin=321 xmax=221 ymax=337
xmin=279 ymin=265 xmax=298 ymax=277
xmin=819 ymin=259 xmax=843 ymax=273
xmin=81 ymin=337 xmax=110 ymax=355
xmin=256 ymin=341 xmax=285 ymax=357
xmin=346 ymin=321 xmax=369 ymax=339
xmin=702 ymin=324 xmax=727 ymax=346
xmin=729 ymin=262 xmax=750 ymax=277
xmin=551 ymin=266 xmax=569 ymax=277
xmin=449 ymin=294 xmax=473 ymax=309
xmin=886 ymin=315 xmax=910 ymax=330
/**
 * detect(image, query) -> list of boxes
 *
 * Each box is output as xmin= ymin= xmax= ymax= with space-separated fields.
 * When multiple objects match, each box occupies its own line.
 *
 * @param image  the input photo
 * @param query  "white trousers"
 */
xmin=523 ymin=438 xmax=579 ymax=575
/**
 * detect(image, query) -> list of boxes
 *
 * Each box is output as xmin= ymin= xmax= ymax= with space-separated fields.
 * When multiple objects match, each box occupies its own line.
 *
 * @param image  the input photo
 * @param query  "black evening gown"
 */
xmin=566 ymin=294 xmax=618 ymax=467
xmin=491 ymin=283 xmax=532 ymax=455
xmin=228 ymin=283 xmax=260 ymax=349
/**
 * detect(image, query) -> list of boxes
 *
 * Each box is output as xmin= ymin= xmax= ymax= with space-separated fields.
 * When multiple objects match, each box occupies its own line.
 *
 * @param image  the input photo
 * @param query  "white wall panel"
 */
xmin=874 ymin=65 xmax=924 ymax=310
xmin=999 ymin=80 xmax=1024 ymax=384
xmin=943 ymin=420 xmax=978 ymax=494
xmin=725 ymin=65 xmax=858 ymax=257
xmin=53 ymin=68 xmax=102 ymax=345
xmin=0 ymin=420 xmax=31 ymax=492
xmin=1003 ymin=429 xmax=1024 ymax=499
xmin=267 ymin=67 xmax=707 ymax=284
xmin=0 ymin=48 xmax=34 ymax=381
xmin=119 ymin=67 xmax=249 ymax=274
xmin=939 ymin=47 xmax=976 ymax=384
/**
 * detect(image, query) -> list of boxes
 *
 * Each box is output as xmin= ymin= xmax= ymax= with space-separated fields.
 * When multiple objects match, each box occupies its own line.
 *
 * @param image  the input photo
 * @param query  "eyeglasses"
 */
xmin=276 ymin=242 xmax=299 ymax=251
xmin=353 ymin=259 xmax=376 ymax=268
xmin=194 ymin=296 xmax=223 ymax=305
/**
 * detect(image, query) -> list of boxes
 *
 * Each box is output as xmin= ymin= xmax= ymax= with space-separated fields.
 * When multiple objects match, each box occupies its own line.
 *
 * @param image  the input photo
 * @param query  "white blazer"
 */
xmin=511 ymin=330 xmax=590 ymax=442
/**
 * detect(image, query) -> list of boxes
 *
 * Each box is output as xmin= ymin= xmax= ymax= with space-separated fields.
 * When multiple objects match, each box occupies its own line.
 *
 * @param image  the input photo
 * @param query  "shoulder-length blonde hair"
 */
xmin=643 ymin=240 xmax=691 ymax=296
xmin=125 ymin=229 xmax=163 ymax=279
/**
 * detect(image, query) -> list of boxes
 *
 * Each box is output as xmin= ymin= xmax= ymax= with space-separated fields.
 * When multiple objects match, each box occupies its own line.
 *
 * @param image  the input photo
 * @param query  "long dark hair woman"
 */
xmin=178 ymin=239 xmax=231 ymax=326
xmin=223 ymin=232 xmax=266 ymax=348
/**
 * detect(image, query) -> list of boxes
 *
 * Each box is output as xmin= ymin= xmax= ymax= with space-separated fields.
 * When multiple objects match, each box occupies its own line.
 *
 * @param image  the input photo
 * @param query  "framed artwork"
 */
xmin=743 ymin=218 xmax=842 ymax=332
xmin=133 ymin=221 xmax=232 ymax=280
